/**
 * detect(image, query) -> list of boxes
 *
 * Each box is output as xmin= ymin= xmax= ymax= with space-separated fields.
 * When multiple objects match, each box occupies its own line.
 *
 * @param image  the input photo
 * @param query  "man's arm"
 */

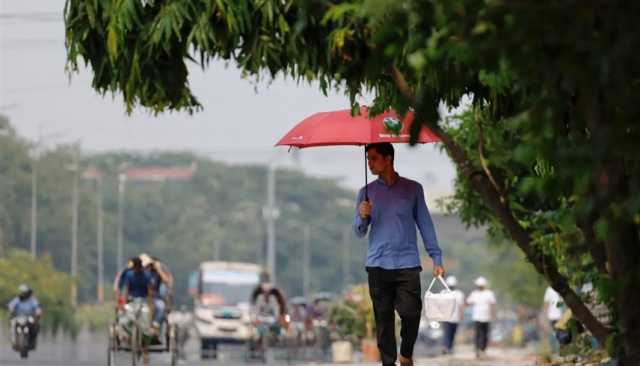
xmin=353 ymin=188 xmax=370 ymax=238
xmin=414 ymin=184 xmax=443 ymax=269
xmin=32 ymin=298 xmax=42 ymax=318
xmin=7 ymin=298 xmax=17 ymax=315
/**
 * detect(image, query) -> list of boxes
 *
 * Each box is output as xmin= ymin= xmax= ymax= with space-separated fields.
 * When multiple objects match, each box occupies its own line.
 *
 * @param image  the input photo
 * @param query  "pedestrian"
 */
xmin=466 ymin=276 xmax=496 ymax=359
xmin=441 ymin=275 xmax=465 ymax=354
xmin=353 ymin=142 xmax=445 ymax=366
xmin=543 ymin=286 xmax=564 ymax=351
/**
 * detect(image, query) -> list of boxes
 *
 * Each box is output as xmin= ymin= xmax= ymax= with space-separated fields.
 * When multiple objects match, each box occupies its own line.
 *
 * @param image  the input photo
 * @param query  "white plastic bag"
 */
xmin=423 ymin=276 xmax=457 ymax=322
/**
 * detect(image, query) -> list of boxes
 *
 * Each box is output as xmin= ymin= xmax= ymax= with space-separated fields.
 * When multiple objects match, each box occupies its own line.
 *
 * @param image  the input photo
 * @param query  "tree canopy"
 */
xmin=64 ymin=0 xmax=640 ymax=362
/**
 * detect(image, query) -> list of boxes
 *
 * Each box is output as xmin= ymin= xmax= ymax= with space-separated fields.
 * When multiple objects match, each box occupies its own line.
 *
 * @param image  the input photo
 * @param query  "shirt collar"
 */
xmin=375 ymin=172 xmax=400 ymax=187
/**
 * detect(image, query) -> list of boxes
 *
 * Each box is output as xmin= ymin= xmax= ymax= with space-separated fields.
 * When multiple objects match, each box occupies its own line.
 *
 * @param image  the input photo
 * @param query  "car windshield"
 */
xmin=201 ymin=270 xmax=259 ymax=306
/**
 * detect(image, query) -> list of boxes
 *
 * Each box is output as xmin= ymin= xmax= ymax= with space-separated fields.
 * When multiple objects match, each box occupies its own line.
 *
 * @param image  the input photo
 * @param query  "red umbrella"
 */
xmin=276 ymin=107 xmax=440 ymax=199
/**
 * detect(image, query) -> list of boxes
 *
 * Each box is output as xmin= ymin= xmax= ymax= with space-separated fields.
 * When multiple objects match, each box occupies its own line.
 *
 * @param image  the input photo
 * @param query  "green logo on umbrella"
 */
xmin=383 ymin=117 xmax=403 ymax=136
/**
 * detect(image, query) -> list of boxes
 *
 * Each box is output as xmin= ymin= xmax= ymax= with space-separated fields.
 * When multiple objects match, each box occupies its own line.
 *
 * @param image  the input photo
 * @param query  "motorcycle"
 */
xmin=11 ymin=315 xmax=36 ymax=359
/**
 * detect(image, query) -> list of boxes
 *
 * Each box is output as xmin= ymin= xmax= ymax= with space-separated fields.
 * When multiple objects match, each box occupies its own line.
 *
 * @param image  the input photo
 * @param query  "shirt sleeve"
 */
xmin=466 ymin=292 xmax=476 ymax=304
xmin=7 ymin=297 xmax=18 ymax=312
xmin=120 ymin=271 xmax=131 ymax=291
xmin=414 ymin=184 xmax=443 ymax=266
xmin=353 ymin=188 xmax=370 ymax=238
xmin=118 ymin=270 xmax=128 ymax=292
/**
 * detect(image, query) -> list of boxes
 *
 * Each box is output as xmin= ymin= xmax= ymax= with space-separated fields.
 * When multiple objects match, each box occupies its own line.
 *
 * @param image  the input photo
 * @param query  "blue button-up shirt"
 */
xmin=353 ymin=175 xmax=442 ymax=269
xmin=7 ymin=297 xmax=41 ymax=317
xmin=121 ymin=269 xmax=153 ymax=298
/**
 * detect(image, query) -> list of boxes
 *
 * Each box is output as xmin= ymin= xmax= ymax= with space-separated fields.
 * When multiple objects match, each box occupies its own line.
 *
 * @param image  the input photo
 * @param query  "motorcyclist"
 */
xmin=7 ymin=284 xmax=42 ymax=350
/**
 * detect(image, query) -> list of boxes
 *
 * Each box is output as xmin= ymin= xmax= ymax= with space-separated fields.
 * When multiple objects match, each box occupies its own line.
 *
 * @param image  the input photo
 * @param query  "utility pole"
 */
xmin=30 ymin=126 xmax=66 ymax=257
xmin=342 ymin=227 xmax=351 ymax=290
xmin=117 ymin=172 xmax=127 ymax=269
xmin=30 ymin=126 xmax=43 ymax=258
xmin=82 ymin=166 xmax=105 ymax=303
xmin=30 ymin=139 xmax=38 ymax=258
xmin=96 ymin=173 xmax=104 ymax=304
xmin=69 ymin=149 xmax=80 ymax=308
xmin=342 ymin=227 xmax=350 ymax=291
xmin=214 ymin=240 xmax=221 ymax=261
xmin=303 ymin=225 xmax=310 ymax=297
xmin=262 ymin=164 xmax=279 ymax=283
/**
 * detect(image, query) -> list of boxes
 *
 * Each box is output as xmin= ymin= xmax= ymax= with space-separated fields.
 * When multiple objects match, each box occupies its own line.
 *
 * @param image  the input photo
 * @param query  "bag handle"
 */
xmin=426 ymin=275 xmax=452 ymax=293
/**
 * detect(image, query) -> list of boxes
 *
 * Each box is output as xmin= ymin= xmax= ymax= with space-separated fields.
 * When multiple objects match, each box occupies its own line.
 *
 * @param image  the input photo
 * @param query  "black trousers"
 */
xmin=474 ymin=321 xmax=490 ymax=351
xmin=367 ymin=267 xmax=422 ymax=366
xmin=443 ymin=322 xmax=458 ymax=351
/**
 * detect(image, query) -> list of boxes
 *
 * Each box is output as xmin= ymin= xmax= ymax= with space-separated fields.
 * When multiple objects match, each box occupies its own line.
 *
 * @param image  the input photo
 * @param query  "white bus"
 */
xmin=190 ymin=261 xmax=262 ymax=359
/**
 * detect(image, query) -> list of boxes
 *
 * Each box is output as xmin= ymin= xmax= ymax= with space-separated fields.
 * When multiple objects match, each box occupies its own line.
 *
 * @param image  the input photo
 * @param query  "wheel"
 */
xmin=108 ymin=325 xmax=117 ymax=366
xmin=169 ymin=325 xmax=178 ymax=366
xmin=131 ymin=326 xmax=139 ymax=366
xmin=200 ymin=338 xmax=217 ymax=360
xmin=17 ymin=333 xmax=29 ymax=359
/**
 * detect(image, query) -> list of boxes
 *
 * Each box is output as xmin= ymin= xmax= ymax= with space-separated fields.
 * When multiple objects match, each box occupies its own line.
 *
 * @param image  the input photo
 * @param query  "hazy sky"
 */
xmin=0 ymin=1 xmax=457 ymax=209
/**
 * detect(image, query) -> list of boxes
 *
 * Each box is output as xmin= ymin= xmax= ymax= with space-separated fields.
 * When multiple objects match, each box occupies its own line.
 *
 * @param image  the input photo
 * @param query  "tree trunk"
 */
xmin=605 ymin=219 xmax=640 ymax=365
xmin=436 ymin=130 xmax=612 ymax=345
xmin=388 ymin=68 xmax=611 ymax=345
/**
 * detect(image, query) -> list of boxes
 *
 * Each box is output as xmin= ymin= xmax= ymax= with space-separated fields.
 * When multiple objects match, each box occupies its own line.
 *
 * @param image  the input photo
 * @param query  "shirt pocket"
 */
xmin=395 ymin=196 xmax=414 ymax=218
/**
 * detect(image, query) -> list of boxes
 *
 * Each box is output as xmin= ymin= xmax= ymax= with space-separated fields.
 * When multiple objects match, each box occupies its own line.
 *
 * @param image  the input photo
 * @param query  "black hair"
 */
xmin=131 ymin=257 xmax=142 ymax=268
xmin=366 ymin=143 xmax=394 ymax=162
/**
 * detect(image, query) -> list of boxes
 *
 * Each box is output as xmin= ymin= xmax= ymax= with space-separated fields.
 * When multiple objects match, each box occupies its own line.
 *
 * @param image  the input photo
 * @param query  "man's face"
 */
xmin=367 ymin=148 xmax=392 ymax=175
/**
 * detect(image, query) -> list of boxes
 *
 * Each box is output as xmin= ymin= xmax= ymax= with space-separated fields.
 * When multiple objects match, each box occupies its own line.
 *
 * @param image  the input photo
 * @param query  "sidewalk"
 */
xmin=419 ymin=345 xmax=537 ymax=365
xmin=305 ymin=345 xmax=538 ymax=366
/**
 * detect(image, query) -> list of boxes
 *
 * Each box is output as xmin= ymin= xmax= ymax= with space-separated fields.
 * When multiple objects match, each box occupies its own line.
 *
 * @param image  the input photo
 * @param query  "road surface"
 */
xmin=0 ymin=327 xmax=537 ymax=366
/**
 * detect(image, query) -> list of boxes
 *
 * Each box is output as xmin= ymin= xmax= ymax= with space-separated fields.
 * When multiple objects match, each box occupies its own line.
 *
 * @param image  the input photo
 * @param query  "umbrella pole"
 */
xmin=364 ymin=147 xmax=368 ymax=201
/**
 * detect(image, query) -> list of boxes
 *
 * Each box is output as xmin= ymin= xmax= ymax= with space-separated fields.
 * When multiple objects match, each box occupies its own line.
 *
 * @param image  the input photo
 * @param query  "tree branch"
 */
xmin=389 ymin=65 xmax=611 ymax=345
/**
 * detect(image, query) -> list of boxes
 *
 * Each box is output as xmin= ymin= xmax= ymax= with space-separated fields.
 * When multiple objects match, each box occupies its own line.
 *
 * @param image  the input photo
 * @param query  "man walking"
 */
xmin=543 ymin=286 xmax=564 ymax=351
xmin=354 ymin=142 xmax=445 ymax=366
xmin=441 ymin=276 xmax=465 ymax=354
xmin=466 ymin=276 xmax=496 ymax=359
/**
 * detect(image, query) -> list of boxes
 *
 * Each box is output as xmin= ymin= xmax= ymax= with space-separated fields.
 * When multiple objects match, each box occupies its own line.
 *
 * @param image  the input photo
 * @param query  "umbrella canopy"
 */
xmin=275 ymin=107 xmax=440 ymax=148
xmin=276 ymin=107 xmax=441 ymax=200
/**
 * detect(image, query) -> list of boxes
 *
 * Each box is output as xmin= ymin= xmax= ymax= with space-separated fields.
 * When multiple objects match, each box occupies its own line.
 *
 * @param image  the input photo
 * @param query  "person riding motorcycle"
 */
xmin=7 ymin=284 xmax=42 ymax=350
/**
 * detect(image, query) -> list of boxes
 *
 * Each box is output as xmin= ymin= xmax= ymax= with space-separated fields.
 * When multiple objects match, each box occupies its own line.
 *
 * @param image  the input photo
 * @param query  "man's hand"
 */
xmin=359 ymin=200 xmax=372 ymax=219
xmin=433 ymin=265 xmax=445 ymax=277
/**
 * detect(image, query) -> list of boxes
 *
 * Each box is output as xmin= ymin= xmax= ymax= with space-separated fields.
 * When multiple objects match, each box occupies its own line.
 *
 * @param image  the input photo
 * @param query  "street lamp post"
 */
xmin=303 ymin=225 xmax=311 ymax=297
xmin=82 ymin=166 xmax=105 ymax=304
xmin=117 ymin=172 xmax=127 ymax=270
xmin=262 ymin=163 xmax=280 ymax=283
xmin=342 ymin=227 xmax=351 ymax=291
xmin=30 ymin=147 xmax=38 ymax=258
xmin=66 ymin=149 xmax=80 ymax=308
xmin=30 ymin=126 xmax=66 ymax=258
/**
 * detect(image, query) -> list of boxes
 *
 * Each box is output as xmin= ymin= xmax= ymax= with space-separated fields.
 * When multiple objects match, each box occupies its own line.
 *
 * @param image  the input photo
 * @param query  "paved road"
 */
xmin=0 ymin=328 xmax=536 ymax=366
